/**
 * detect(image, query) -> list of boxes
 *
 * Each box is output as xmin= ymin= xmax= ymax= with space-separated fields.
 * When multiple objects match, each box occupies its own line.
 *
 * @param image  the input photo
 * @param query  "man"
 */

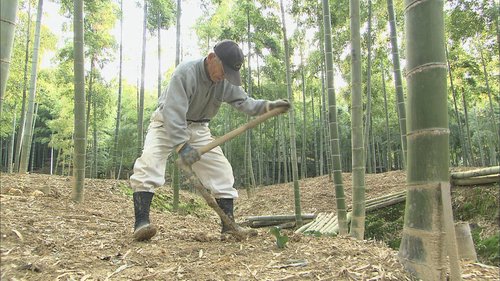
xmin=130 ymin=39 xmax=290 ymax=241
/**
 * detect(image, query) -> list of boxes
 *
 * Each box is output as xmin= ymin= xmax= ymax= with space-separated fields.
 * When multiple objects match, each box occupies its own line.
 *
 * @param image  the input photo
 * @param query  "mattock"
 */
xmin=177 ymin=107 xmax=287 ymax=240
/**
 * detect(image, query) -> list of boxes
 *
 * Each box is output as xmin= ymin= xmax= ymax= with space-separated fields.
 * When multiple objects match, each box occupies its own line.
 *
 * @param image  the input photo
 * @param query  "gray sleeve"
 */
xmin=160 ymin=74 xmax=191 ymax=148
xmin=223 ymin=84 xmax=268 ymax=116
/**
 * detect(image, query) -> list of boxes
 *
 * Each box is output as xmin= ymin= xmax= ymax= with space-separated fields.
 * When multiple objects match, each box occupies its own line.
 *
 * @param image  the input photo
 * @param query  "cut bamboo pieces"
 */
xmin=450 ymin=166 xmax=500 ymax=186
xmin=296 ymin=191 xmax=406 ymax=236
xmin=450 ymin=166 xmax=499 ymax=179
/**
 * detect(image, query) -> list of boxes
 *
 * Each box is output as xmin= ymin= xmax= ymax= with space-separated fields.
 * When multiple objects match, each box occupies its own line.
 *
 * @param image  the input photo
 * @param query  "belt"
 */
xmin=187 ymin=119 xmax=210 ymax=123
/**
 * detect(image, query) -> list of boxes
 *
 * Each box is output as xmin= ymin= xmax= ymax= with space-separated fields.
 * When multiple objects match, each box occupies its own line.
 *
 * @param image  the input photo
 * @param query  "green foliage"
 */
xmin=117 ymin=182 xmax=210 ymax=216
xmin=453 ymin=187 xmax=498 ymax=221
xmin=471 ymin=227 xmax=500 ymax=266
xmin=269 ymin=226 xmax=289 ymax=248
xmin=364 ymin=203 xmax=404 ymax=249
xmin=146 ymin=0 xmax=176 ymax=34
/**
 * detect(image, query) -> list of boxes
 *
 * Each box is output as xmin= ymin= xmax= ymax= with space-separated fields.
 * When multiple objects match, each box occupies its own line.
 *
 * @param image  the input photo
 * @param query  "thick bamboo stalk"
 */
xmin=332 ymin=212 xmax=352 ymax=234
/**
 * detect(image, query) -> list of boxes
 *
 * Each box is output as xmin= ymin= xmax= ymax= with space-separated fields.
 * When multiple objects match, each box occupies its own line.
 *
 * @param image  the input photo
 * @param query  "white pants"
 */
xmin=130 ymin=110 xmax=238 ymax=199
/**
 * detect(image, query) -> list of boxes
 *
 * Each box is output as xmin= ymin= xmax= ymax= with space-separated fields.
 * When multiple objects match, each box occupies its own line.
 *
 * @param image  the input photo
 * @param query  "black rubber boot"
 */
xmin=133 ymin=192 xmax=157 ymax=241
xmin=215 ymin=198 xmax=234 ymax=233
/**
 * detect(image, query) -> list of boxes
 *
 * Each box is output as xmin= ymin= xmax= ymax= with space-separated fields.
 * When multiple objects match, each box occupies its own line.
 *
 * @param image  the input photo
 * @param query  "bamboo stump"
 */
xmin=454 ymin=222 xmax=478 ymax=262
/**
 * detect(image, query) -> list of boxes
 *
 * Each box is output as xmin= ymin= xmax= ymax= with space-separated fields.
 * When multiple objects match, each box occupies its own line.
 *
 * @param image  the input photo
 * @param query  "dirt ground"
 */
xmin=1 ymin=170 xmax=499 ymax=281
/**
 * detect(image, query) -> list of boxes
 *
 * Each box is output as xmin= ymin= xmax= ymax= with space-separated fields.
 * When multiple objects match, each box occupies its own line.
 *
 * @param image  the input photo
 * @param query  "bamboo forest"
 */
xmin=0 ymin=0 xmax=499 ymax=280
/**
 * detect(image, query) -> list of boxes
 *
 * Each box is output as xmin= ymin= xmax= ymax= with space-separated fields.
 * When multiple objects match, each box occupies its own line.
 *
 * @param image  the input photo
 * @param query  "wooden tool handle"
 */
xmin=198 ymin=107 xmax=287 ymax=155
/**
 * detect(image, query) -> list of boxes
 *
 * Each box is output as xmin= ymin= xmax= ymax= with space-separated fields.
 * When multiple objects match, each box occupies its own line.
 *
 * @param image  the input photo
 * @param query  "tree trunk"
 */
xmin=175 ymin=0 xmax=181 ymax=66
xmin=246 ymin=8 xmax=256 ymax=191
xmin=19 ymin=0 xmax=43 ymax=173
xmin=257 ymin=57 xmax=264 ymax=185
xmin=8 ymin=105 xmax=17 ymax=173
xmin=398 ymin=0 xmax=461 ymax=278
xmin=300 ymin=49 xmax=307 ymax=179
xmin=322 ymin=0 xmax=347 ymax=235
xmin=157 ymin=16 xmax=161 ymax=99
xmin=387 ymin=0 xmax=407 ymax=169
xmin=92 ymin=67 xmax=98 ymax=178
xmin=349 ymin=0 xmax=366 ymax=240
xmin=29 ymin=103 xmax=38 ymax=172
xmin=316 ymin=5 xmax=327 ymax=176
xmin=478 ymin=44 xmax=498 ymax=166
xmin=171 ymin=0 xmax=182 ymax=211
xmin=279 ymin=117 xmax=287 ymax=183
xmin=323 ymin=80 xmax=333 ymax=177
xmin=113 ymin=0 xmax=123 ymax=179
xmin=311 ymin=89 xmax=319 ymax=176
xmin=364 ymin=0 xmax=373 ymax=174
xmin=137 ymin=0 xmax=147 ymax=157
xmin=280 ymin=0 xmax=302 ymax=227
xmin=72 ymin=0 xmax=86 ymax=203
xmin=86 ymin=56 xmax=95 ymax=138
xmin=0 ymin=0 xmax=19 ymax=111
xmin=446 ymin=45 xmax=468 ymax=166
xmin=461 ymin=88 xmax=474 ymax=166
xmin=14 ymin=2 xmax=32 ymax=173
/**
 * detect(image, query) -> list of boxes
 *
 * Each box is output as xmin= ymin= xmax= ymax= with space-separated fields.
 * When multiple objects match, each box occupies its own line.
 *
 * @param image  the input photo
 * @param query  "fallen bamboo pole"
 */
xmin=246 ymin=214 xmax=316 ymax=222
xmin=451 ymin=174 xmax=500 ymax=186
xmin=450 ymin=166 xmax=499 ymax=179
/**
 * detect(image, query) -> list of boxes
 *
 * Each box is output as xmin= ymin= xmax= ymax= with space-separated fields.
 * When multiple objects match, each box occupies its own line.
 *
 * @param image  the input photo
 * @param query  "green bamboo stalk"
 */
xmin=280 ymin=0 xmax=302 ymax=227
xmin=349 ymin=0 xmax=367 ymax=240
xmin=387 ymin=0 xmax=408 ymax=168
xmin=19 ymin=0 xmax=43 ymax=173
xmin=72 ymin=0 xmax=86 ymax=202
xmin=398 ymin=0 xmax=456 ymax=278
xmin=0 ymin=0 xmax=19 ymax=110
xmin=322 ymin=0 xmax=347 ymax=236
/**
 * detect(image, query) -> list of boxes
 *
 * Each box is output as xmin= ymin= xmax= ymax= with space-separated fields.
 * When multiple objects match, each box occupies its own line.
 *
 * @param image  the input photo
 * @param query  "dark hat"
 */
xmin=214 ymin=40 xmax=244 ymax=86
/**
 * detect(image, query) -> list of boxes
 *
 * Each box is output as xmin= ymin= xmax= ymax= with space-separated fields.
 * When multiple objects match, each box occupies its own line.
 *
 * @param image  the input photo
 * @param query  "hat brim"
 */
xmin=222 ymin=63 xmax=242 ymax=86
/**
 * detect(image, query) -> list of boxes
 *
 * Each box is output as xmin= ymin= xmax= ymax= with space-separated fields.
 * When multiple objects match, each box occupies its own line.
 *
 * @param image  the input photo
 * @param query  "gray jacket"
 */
xmin=157 ymin=58 xmax=268 ymax=148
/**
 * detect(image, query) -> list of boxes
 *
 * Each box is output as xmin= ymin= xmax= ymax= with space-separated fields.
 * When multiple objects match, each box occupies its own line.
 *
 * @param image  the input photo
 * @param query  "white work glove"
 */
xmin=177 ymin=143 xmax=201 ymax=166
xmin=266 ymin=99 xmax=291 ymax=112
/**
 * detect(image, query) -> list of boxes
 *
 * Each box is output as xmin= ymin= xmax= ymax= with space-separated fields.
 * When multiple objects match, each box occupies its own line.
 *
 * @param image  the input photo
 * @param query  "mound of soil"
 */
xmin=1 ymin=171 xmax=498 ymax=280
